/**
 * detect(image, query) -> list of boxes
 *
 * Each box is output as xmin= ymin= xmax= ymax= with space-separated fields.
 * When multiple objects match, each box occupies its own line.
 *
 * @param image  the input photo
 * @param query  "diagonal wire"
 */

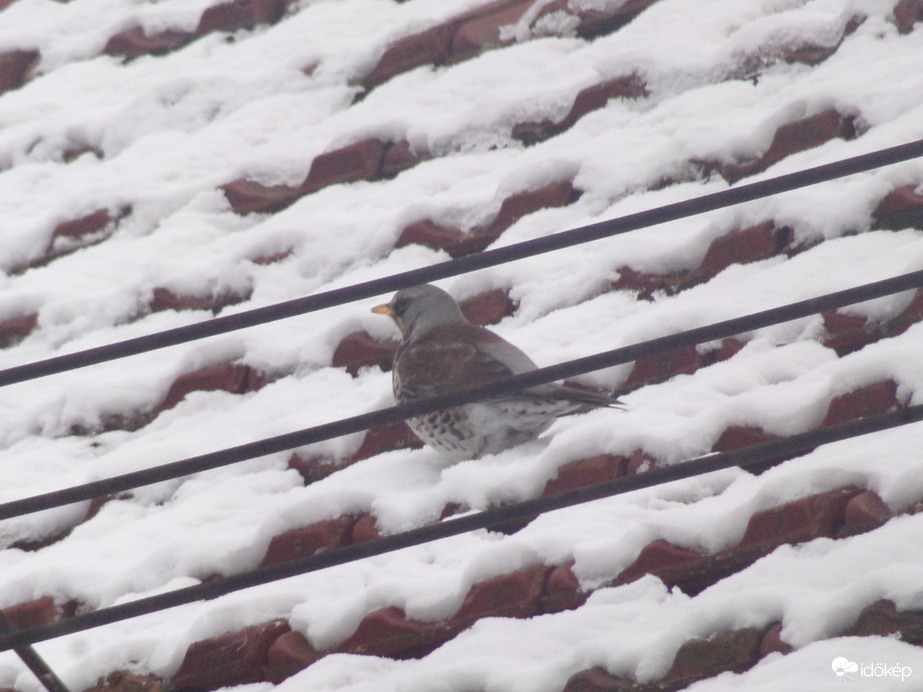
xmin=0 ymin=139 xmax=921 ymax=389
xmin=0 ymin=402 xmax=920 ymax=652
xmin=0 ymin=612 xmax=70 ymax=692
xmin=0 ymin=140 xmax=919 ymax=664
xmin=0 ymin=267 xmax=921 ymax=522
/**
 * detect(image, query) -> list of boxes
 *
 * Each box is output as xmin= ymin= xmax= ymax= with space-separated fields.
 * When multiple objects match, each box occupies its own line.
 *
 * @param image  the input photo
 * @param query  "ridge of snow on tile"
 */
xmin=0 ymin=0 xmax=921 ymax=691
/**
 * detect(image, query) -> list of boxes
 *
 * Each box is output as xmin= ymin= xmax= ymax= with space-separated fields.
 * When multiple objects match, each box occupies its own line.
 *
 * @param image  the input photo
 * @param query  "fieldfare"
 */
xmin=372 ymin=284 xmax=619 ymax=460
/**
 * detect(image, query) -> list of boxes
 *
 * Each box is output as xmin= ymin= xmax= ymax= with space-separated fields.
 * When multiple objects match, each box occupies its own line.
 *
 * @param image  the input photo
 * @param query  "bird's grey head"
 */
xmin=372 ymin=284 xmax=466 ymax=341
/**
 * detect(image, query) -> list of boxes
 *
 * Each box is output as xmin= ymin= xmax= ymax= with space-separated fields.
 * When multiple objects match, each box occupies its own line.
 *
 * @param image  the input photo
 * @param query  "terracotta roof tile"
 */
xmin=158 ymin=362 xmax=265 ymax=413
xmin=259 ymin=517 xmax=355 ymax=568
xmin=0 ymin=313 xmax=37 ymax=348
xmin=84 ymin=672 xmax=164 ymax=692
xmin=222 ymin=138 xmax=392 ymax=214
xmin=0 ymin=0 xmax=922 ymax=689
xmin=264 ymin=630 xmax=322 ymax=684
xmin=836 ymin=490 xmax=892 ymax=539
xmin=0 ymin=49 xmax=39 ymax=94
xmin=705 ymin=109 xmax=857 ymax=184
xmin=362 ymin=24 xmax=455 ymax=90
xmin=1 ymin=597 xmax=61 ymax=631
xmin=513 ymin=74 xmax=647 ymax=145
xmin=893 ymin=0 xmax=923 ymax=33
xmin=660 ymin=626 xmax=766 ymax=689
xmin=396 ymin=179 xmax=581 ymax=257
xmin=873 ymin=184 xmax=923 ymax=230
xmin=173 ymin=619 xmax=290 ymax=691
xmin=104 ymin=0 xmax=293 ymax=59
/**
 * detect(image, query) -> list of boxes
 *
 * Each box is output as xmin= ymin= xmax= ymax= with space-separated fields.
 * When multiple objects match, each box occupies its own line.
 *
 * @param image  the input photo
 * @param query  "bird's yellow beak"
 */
xmin=371 ymin=303 xmax=394 ymax=316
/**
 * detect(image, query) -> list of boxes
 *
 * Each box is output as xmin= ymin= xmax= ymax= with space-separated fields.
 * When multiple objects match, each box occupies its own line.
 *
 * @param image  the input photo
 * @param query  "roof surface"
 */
xmin=0 ymin=0 xmax=922 ymax=690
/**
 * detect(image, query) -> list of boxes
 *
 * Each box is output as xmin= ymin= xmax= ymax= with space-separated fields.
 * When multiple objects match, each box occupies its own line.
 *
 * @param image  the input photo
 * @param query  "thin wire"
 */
xmin=0 ymin=613 xmax=70 ymax=692
xmin=0 ymin=139 xmax=921 ymax=388
xmin=0 ymin=403 xmax=920 ymax=652
xmin=0 ymin=140 xmax=919 ymax=663
xmin=1 ymin=268 xmax=921 ymax=522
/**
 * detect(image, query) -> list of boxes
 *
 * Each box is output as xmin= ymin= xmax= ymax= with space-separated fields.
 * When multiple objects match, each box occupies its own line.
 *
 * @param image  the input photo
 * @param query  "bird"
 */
xmin=372 ymin=283 xmax=620 ymax=461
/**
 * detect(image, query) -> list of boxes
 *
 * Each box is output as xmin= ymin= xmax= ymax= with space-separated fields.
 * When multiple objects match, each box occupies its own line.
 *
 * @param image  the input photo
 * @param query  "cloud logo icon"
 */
xmin=832 ymin=657 xmax=859 ymax=679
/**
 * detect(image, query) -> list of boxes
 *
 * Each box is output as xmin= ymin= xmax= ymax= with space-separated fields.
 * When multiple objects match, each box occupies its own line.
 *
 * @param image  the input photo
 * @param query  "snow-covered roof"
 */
xmin=0 ymin=0 xmax=922 ymax=690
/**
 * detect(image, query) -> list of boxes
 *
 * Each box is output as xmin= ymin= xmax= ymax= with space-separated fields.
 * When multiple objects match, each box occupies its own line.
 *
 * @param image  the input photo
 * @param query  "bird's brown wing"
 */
xmin=394 ymin=324 xmax=516 ymax=402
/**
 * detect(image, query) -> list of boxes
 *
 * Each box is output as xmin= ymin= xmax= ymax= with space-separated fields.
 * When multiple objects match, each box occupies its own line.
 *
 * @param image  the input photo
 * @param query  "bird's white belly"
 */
xmin=407 ymin=400 xmax=557 ymax=461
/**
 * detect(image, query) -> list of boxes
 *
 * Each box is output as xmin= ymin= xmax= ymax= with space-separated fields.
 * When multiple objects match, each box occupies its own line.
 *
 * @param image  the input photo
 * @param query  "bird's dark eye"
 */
xmin=392 ymin=297 xmax=410 ymax=315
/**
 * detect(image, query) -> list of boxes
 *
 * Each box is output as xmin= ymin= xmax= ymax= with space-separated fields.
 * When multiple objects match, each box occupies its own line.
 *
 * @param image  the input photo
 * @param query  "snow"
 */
xmin=0 ymin=0 xmax=920 ymax=690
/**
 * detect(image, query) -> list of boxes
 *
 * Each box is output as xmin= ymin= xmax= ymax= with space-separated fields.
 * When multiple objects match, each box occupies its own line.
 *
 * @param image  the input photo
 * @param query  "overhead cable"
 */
xmin=1 ymin=267 xmax=921 ymax=522
xmin=0 ymin=402 xmax=920 ymax=652
xmin=0 ymin=612 xmax=70 ymax=692
xmin=0 ymin=139 xmax=921 ymax=388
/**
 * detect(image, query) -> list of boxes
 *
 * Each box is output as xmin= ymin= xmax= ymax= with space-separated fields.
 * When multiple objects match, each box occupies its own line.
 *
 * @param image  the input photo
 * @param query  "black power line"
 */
xmin=1 ymin=268 xmax=921 ymax=522
xmin=0 ymin=140 xmax=920 ymax=686
xmin=0 ymin=613 xmax=70 ymax=692
xmin=0 ymin=139 xmax=921 ymax=389
xmin=0 ymin=402 xmax=920 ymax=652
